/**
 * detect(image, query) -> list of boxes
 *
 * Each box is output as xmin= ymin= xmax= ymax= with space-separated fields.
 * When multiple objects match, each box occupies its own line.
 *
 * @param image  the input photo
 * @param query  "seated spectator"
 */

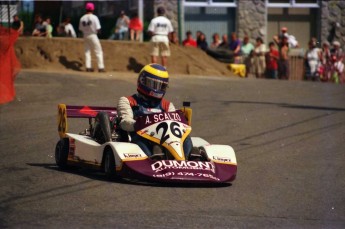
xmin=252 ymin=37 xmax=266 ymax=78
xmin=218 ymin=34 xmax=228 ymax=49
xmin=229 ymin=32 xmax=241 ymax=63
xmin=32 ymin=14 xmax=46 ymax=36
xmin=109 ymin=10 xmax=130 ymax=40
xmin=210 ymin=33 xmax=221 ymax=49
xmin=12 ymin=15 xmax=24 ymax=35
xmin=265 ymin=42 xmax=279 ymax=79
xmin=63 ymin=17 xmax=76 ymax=38
xmin=182 ymin=31 xmax=197 ymax=47
xmin=304 ymin=38 xmax=320 ymax=81
xmin=197 ymin=32 xmax=208 ymax=51
xmin=169 ymin=31 xmax=179 ymax=45
xmin=319 ymin=41 xmax=332 ymax=81
xmin=241 ymin=35 xmax=254 ymax=77
xmin=129 ymin=12 xmax=143 ymax=41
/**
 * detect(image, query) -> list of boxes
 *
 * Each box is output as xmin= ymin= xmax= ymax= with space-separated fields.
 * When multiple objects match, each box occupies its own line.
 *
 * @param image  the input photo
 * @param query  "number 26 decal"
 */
xmin=156 ymin=122 xmax=182 ymax=145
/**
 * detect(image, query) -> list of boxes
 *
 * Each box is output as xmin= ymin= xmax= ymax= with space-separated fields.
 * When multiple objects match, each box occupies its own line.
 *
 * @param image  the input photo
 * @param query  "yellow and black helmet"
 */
xmin=137 ymin=64 xmax=169 ymax=99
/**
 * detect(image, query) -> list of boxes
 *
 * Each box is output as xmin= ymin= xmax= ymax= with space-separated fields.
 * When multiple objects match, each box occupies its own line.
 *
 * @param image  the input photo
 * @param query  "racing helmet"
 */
xmin=137 ymin=64 xmax=169 ymax=100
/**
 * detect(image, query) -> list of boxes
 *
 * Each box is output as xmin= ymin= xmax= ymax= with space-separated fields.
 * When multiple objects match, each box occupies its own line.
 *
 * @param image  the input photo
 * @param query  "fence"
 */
xmin=289 ymin=48 xmax=304 ymax=80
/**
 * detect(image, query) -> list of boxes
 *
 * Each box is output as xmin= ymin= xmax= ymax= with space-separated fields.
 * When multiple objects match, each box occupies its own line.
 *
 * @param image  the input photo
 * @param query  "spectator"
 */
xmin=169 ymin=31 xmax=179 ymax=45
xmin=252 ymin=37 xmax=266 ymax=78
xmin=11 ymin=15 xmax=24 ymax=35
xmin=182 ymin=31 xmax=197 ymax=47
xmin=218 ymin=34 xmax=228 ymax=49
xmin=79 ymin=2 xmax=105 ymax=72
xmin=331 ymin=41 xmax=344 ymax=62
xmin=319 ymin=41 xmax=331 ymax=81
xmin=32 ymin=14 xmax=46 ymax=36
xmin=210 ymin=33 xmax=221 ymax=49
xmin=265 ymin=42 xmax=279 ymax=79
xmin=278 ymin=36 xmax=289 ymax=80
xmin=197 ymin=32 xmax=208 ymax=51
xmin=274 ymin=27 xmax=298 ymax=48
xmin=43 ymin=17 xmax=53 ymax=38
xmin=304 ymin=38 xmax=320 ymax=81
xmin=330 ymin=41 xmax=344 ymax=83
xmin=113 ymin=10 xmax=130 ymax=40
xmin=63 ymin=17 xmax=76 ymax=38
xmin=241 ymin=35 xmax=254 ymax=77
xmin=129 ymin=12 xmax=143 ymax=41
xmin=147 ymin=6 xmax=174 ymax=68
xmin=229 ymin=32 xmax=241 ymax=63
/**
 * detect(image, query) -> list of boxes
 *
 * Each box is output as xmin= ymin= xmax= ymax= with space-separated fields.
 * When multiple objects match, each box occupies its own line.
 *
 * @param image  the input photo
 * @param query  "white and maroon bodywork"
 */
xmin=57 ymin=104 xmax=237 ymax=183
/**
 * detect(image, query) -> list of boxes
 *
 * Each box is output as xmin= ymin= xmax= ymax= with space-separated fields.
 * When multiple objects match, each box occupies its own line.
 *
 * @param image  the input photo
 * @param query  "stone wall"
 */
xmin=321 ymin=0 xmax=345 ymax=47
xmin=237 ymin=0 xmax=266 ymax=42
xmin=152 ymin=0 xmax=179 ymax=31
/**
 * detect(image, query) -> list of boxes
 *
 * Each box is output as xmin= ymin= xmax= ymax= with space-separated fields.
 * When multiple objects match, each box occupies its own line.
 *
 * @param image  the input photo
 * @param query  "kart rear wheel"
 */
xmin=104 ymin=149 xmax=117 ymax=180
xmin=55 ymin=138 xmax=69 ymax=169
xmin=93 ymin=112 xmax=112 ymax=143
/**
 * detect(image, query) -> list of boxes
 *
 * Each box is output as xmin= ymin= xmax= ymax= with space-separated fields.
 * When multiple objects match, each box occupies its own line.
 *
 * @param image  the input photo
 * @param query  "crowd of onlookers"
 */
xmin=174 ymin=27 xmax=344 ymax=83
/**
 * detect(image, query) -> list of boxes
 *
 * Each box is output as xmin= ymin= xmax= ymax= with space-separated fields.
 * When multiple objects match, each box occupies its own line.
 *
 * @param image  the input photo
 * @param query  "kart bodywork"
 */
xmin=55 ymin=104 xmax=237 ymax=183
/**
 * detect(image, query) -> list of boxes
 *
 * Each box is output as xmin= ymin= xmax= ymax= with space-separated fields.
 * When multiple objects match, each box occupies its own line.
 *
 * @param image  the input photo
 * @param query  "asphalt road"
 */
xmin=0 ymin=70 xmax=344 ymax=228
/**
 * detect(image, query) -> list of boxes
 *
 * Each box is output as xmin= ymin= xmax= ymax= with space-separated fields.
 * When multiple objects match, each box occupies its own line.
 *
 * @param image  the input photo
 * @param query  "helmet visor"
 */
xmin=144 ymin=76 xmax=168 ymax=92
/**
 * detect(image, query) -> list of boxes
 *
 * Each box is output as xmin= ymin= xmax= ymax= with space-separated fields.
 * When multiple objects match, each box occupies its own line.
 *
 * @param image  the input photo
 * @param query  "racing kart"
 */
xmin=55 ymin=103 xmax=237 ymax=183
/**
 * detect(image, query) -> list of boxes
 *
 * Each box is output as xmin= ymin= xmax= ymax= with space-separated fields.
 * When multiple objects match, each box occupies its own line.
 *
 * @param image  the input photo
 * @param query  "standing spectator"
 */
xmin=274 ymin=27 xmax=299 ymax=49
xmin=278 ymin=36 xmax=290 ymax=80
xmin=304 ymin=38 xmax=320 ymax=81
xmin=182 ymin=31 xmax=197 ymax=47
xmin=252 ymin=37 xmax=266 ymax=78
xmin=32 ymin=14 xmax=46 ymax=36
xmin=79 ymin=2 xmax=105 ymax=72
xmin=265 ymin=42 xmax=279 ymax=79
xmin=319 ymin=41 xmax=331 ymax=81
xmin=197 ymin=32 xmax=208 ymax=51
xmin=113 ymin=10 xmax=130 ymax=40
xmin=147 ymin=6 xmax=174 ymax=68
xmin=330 ymin=41 xmax=344 ymax=83
xmin=11 ymin=15 xmax=24 ymax=35
xmin=241 ymin=35 xmax=254 ymax=77
xmin=210 ymin=33 xmax=221 ymax=49
xmin=229 ymin=32 xmax=241 ymax=63
xmin=218 ymin=34 xmax=228 ymax=49
xmin=63 ymin=17 xmax=76 ymax=38
xmin=129 ymin=12 xmax=143 ymax=41
xmin=43 ymin=17 xmax=53 ymax=38
xmin=331 ymin=41 xmax=344 ymax=62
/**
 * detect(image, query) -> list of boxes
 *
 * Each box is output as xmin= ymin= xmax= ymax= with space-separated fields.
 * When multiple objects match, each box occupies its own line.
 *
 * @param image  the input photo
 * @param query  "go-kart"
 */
xmin=55 ymin=103 xmax=237 ymax=183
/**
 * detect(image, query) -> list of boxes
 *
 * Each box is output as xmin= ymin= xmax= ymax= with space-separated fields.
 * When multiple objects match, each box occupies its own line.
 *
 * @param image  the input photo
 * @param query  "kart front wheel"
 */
xmin=104 ymin=149 xmax=117 ymax=180
xmin=55 ymin=138 xmax=69 ymax=169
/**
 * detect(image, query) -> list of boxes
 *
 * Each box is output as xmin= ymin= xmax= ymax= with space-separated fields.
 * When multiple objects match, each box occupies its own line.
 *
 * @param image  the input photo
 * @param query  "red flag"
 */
xmin=0 ymin=26 xmax=21 ymax=104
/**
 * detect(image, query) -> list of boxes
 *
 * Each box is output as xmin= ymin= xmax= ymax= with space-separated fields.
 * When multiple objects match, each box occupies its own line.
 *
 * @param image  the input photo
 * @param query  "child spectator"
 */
xmin=265 ymin=42 xmax=279 ymax=79
xmin=129 ymin=12 xmax=143 ymax=41
xmin=182 ymin=31 xmax=197 ymax=47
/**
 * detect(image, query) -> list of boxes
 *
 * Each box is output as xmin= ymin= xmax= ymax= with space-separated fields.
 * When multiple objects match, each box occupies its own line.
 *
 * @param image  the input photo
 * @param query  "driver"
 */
xmin=117 ymin=63 xmax=193 ymax=159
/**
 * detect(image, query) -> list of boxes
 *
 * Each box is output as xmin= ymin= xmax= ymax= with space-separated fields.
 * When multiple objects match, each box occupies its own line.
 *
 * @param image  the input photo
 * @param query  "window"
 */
xmin=184 ymin=0 xmax=236 ymax=7
xmin=267 ymin=0 xmax=319 ymax=8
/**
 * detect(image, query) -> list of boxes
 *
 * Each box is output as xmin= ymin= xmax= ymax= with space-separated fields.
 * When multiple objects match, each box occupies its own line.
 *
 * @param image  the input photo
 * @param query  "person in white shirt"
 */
xmin=79 ymin=2 xmax=105 ymax=72
xmin=147 ymin=7 xmax=174 ymax=68
xmin=63 ymin=17 xmax=76 ymax=38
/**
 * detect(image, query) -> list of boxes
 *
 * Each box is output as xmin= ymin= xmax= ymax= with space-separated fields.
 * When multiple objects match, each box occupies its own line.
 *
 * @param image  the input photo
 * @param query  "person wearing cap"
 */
xmin=111 ymin=10 xmax=130 ymax=40
xmin=79 ymin=2 xmax=105 ymax=72
xmin=147 ymin=6 xmax=174 ymax=68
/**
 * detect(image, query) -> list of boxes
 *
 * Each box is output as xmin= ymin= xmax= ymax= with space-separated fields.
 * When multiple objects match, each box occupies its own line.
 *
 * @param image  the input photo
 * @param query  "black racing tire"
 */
xmin=93 ymin=112 xmax=112 ymax=143
xmin=103 ymin=148 xmax=117 ymax=180
xmin=206 ymin=48 xmax=234 ymax=63
xmin=55 ymin=138 xmax=69 ymax=169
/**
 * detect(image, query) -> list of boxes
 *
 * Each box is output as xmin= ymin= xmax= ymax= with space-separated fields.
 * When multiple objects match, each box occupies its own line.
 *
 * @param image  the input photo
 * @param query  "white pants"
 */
xmin=84 ymin=34 xmax=104 ymax=69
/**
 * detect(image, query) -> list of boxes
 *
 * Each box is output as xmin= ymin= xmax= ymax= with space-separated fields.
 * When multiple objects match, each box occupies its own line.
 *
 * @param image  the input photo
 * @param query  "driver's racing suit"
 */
xmin=117 ymin=94 xmax=192 ymax=157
